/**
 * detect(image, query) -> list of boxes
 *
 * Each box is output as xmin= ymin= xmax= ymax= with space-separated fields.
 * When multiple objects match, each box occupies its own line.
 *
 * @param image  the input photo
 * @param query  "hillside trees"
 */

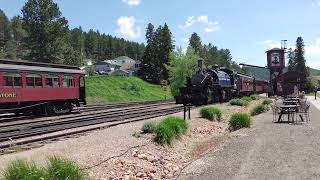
xmin=141 ymin=23 xmax=174 ymax=83
xmin=22 ymin=0 xmax=69 ymax=63
xmin=187 ymin=32 xmax=240 ymax=71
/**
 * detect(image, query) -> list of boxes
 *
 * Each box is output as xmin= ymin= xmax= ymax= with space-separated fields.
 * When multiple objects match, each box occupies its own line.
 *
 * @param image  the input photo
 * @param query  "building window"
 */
xmin=63 ymin=75 xmax=74 ymax=87
xmin=3 ymin=73 xmax=22 ymax=87
xmin=46 ymin=74 xmax=60 ymax=88
xmin=26 ymin=74 xmax=42 ymax=87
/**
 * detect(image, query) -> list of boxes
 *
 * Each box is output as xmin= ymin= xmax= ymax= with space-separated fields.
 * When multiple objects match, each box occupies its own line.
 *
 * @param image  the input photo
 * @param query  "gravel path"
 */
xmin=179 ymin=102 xmax=320 ymax=180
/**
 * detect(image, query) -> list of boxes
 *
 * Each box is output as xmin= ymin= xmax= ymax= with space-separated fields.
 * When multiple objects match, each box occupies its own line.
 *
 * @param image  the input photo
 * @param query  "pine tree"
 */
xmin=294 ymin=37 xmax=309 ymax=77
xmin=140 ymin=23 xmax=157 ymax=82
xmin=157 ymin=23 xmax=174 ymax=80
xmin=189 ymin=32 xmax=202 ymax=55
xmin=0 ymin=9 xmax=10 ymax=52
xmin=21 ymin=0 xmax=69 ymax=63
xmin=287 ymin=48 xmax=296 ymax=71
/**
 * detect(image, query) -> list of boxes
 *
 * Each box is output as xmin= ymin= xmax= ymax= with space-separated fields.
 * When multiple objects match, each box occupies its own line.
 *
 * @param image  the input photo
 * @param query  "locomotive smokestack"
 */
xmin=198 ymin=59 xmax=204 ymax=72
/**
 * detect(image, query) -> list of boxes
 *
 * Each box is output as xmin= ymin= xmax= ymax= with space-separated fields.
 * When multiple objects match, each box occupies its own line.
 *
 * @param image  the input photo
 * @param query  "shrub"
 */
xmin=262 ymin=99 xmax=273 ymax=105
xmin=2 ymin=159 xmax=47 ymax=180
xmin=229 ymin=99 xmax=249 ymax=106
xmin=155 ymin=116 xmax=188 ymax=145
xmin=250 ymin=95 xmax=261 ymax=100
xmin=250 ymin=104 xmax=267 ymax=116
xmin=241 ymin=96 xmax=252 ymax=102
xmin=229 ymin=113 xmax=251 ymax=131
xmin=47 ymin=156 xmax=86 ymax=180
xmin=142 ymin=122 xmax=157 ymax=133
xmin=200 ymin=106 xmax=222 ymax=121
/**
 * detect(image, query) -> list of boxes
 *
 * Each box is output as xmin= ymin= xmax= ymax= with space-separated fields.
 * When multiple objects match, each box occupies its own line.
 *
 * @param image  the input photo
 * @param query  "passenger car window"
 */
xmin=27 ymin=74 xmax=42 ymax=87
xmin=63 ymin=75 xmax=74 ymax=87
xmin=46 ymin=74 xmax=60 ymax=88
xmin=3 ymin=73 xmax=22 ymax=87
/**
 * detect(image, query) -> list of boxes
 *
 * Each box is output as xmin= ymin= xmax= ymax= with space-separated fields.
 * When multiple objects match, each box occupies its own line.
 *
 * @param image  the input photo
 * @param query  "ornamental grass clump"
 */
xmin=241 ymin=96 xmax=252 ymax=102
xmin=2 ymin=159 xmax=47 ymax=180
xmin=141 ymin=122 xmax=157 ymax=133
xmin=155 ymin=116 xmax=188 ymax=145
xmin=229 ymin=112 xmax=251 ymax=131
xmin=250 ymin=104 xmax=267 ymax=116
xmin=250 ymin=94 xmax=261 ymax=100
xmin=200 ymin=106 xmax=222 ymax=121
xmin=262 ymin=99 xmax=273 ymax=105
xmin=2 ymin=157 xmax=87 ymax=180
xmin=47 ymin=156 xmax=86 ymax=180
xmin=229 ymin=99 xmax=249 ymax=107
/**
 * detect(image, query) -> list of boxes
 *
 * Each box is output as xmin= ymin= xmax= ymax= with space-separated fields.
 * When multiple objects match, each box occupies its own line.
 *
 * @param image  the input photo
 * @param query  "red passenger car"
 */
xmin=236 ymin=73 xmax=255 ymax=95
xmin=0 ymin=59 xmax=86 ymax=115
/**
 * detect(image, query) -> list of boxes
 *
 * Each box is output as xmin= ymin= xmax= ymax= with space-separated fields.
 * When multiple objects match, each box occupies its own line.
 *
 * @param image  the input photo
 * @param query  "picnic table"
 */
xmin=277 ymin=104 xmax=301 ymax=122
xmin=283 ymin=100 xmax=299 ymax=105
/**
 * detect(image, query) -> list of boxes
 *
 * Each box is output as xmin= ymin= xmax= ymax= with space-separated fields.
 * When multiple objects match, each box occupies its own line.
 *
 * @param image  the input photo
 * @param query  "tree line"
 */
xmin=0 ymin=0 xmax=145 ymax=66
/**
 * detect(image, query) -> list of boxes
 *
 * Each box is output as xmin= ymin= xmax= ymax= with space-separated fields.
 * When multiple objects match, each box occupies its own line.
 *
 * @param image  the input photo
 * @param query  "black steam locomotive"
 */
xmin=175 ymin=60 xmax=269 ymax=105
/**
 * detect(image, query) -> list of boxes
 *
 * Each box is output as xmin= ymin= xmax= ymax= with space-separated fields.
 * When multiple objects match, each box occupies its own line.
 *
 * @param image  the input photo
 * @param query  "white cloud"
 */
xmin=179 ymin=15 xmax=220 ymax=33
xmin=116 ymin=16 xmax=141 ymax=39
xmin=262 ymin=40 xmax=281 ymax=49
xmin=182 ymin=38 xmax=189 ymax=43
xmin=122 ymin=0 xmax=141 ymax=6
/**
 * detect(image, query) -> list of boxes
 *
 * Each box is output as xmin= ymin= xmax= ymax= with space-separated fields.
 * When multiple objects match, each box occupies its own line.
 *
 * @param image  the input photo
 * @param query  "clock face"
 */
xmin=271 ymin=52 xmax=280 ymax=66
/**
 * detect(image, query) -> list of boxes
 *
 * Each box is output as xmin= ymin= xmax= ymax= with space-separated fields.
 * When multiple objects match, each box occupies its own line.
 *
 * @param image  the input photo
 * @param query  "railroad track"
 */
xmin=0 ymin=100 xmax=173 ymax=123
xmin=0 ymin=101 xmax=184 ymax=149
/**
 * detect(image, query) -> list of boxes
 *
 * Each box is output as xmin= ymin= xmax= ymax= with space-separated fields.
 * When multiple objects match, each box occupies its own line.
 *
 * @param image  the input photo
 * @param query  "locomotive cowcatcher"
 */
xmin=0 ymin=59 xmax=86 ymax=115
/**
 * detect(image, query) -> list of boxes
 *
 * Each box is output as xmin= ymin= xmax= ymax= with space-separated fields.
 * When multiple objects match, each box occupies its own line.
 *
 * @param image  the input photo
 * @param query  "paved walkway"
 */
xmin=180 ymin=100 xmax=320 ymax=180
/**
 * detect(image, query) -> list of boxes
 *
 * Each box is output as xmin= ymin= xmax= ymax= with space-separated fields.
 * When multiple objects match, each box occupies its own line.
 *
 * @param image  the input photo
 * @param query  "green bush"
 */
xmin=200 ymin=106 xmax=222 ymax=121
xmin=2 ymin=159 xmax=47 ymax=180
xmin=2 ymin=157 xmax=86 ymax=180
xmin=250 ymin=104 xmax=267 ymax=116
xmin=229 ymin=113 xmax=251 ymax=131
xmin=262 ymin=99 xmax=273 ymax=105
xmin=241 ymin=96 xmax=252 ymax=102
xmin=155 ymin=116 xmax=188 ymax=145
xmin=250 ymin=95 xmax=261 ymax=100
xmin=141 ymin=122 xmax=157 ymax=133
xmin=47 ymin=156 xmax=86 ymax=180
xmin=229 ymin=99 xmax=249 ymax=106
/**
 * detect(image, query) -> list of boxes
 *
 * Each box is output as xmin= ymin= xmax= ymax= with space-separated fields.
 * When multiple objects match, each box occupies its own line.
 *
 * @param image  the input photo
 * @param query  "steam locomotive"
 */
xmin=175 ymin=60 xmax=269 ymax=105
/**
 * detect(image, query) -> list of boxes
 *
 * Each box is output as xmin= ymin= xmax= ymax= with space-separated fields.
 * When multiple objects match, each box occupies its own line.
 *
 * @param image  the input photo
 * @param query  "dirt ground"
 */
xmin=0 ymin=98 xmax=266 ymax=180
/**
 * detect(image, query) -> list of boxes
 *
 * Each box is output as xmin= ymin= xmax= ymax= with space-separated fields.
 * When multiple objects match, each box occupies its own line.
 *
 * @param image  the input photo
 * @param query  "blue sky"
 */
xmin=1 ymin=0 xmax=320 ymax=69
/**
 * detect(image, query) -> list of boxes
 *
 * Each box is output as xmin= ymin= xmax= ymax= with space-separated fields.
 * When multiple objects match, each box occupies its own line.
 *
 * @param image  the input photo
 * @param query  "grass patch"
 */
xmin=154 ymin=116 xmax=188 ymax=145
xmin=47 ymin=156 xmax=86 ymax=180
xmin=229 ymin=112 xmax=251 ymax=131
xmin=229 ymin=99 xmax=249 ymax=106
xmin=86 ymin=76 xmax=172 ymax=104
xmin=141 ymin=122 xmax=157 ymax=134
xmin=200 ymin=106 xmax=222 ymax=121
xmin=250 ymin=94 xmax=261 ymax=100
xmin=2 ymin=159 xmax=47 ymax=180
xmin=250 ymin=104 xmax=267 ymax=116
xmin=2 ymin=157 xmax=87 ymax=180
xmin=262 ymin=99 xmax=273 ymax=105
xmin=241 ymin=96 xmax=252 ymax=102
